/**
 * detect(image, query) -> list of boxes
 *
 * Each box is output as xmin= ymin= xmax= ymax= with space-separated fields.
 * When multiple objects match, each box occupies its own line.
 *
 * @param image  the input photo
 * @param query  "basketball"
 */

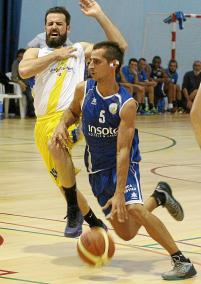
xmin=77 ymin=227 xmax=115 ymax=267
xmin=0 ymin=234 xmax=4 ymax=246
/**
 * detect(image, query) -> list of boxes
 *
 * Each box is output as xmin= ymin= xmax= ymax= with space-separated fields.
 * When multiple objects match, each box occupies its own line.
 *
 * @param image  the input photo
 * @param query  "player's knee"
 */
xmin=116 ymin=230 xmax=134 ymax=241
xmin=48 ymin=139 xmax=61 ymax=157
xmin=128 ymin=204 xmax=148 ymax=224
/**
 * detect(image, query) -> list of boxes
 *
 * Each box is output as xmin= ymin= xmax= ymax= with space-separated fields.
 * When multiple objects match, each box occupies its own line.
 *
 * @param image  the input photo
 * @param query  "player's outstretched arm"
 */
xmin=19 ymin=47 xmax=77 ymax=79
xmin=79 ymin=0 xmax=128 ymax=55
xmin=190 ymin=84 xmax=201 ymax=148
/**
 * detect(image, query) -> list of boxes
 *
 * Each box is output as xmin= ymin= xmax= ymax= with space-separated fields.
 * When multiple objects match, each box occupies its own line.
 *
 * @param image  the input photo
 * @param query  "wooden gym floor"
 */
xmin=0 ymin=113 xmax=200 ymax=284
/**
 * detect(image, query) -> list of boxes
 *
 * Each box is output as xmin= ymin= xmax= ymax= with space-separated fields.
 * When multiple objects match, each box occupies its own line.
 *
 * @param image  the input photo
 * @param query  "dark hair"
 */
xmin=45 ymin=6 xmax=71 ymax=25
xmin=152 ymin=56 xmax=161 ymax=63
xmin=17 ymin=48 xmax=26 ymax=56
xmin=138 ymin=57 xmax=146 ymax=62
xmin=168 ymin=59 xmax=178 ymax=68
xmin=193 ymin=60 xmax=201 ymax=68
xmin=93 ymin=41 xmax=124 ymax=68
xmin=129 ymin=58 xmax=138 ymax=65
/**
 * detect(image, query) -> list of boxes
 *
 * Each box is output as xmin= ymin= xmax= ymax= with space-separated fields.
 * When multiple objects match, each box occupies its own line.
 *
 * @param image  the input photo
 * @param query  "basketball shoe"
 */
xmin=152 ymin=181 xmax=184 ymax=221
xmin=162 ymin=258 xmax=197 ymax=280
xmin=64 ymin=205 xmax=84 ymax=238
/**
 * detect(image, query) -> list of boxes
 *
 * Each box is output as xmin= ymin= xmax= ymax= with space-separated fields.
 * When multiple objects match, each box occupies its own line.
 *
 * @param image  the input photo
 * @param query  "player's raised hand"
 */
xmin=80 ymin=0 xmax=102 ymax=17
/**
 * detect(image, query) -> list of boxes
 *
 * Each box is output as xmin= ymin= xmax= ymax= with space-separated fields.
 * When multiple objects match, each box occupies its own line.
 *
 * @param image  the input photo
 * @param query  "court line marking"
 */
xmin=140 ymin=131 xmax=176 ymax=153
xmin=1 ymin=223 xmax=201 ymax=256
xmin=151 ymin=164 xmax=201 ymax=184
xmin=2 ymin=226 xmax=201 ymax=267
xmin=1 ymin=213 xmax=200 ymax=248
xmin=0 ymin=276 xmax=49 ymax=284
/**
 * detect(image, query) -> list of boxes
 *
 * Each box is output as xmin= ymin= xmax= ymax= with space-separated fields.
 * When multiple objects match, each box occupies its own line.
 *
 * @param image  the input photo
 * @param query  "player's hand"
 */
xmin=55 ymin=46 xmax=77 ymax=61
xmin=52 ymin=121 xmax=72 ymax=149
xmin=80 ymin=0 xmax=102 ymax=17
xmin=102 ymin=192 xmax=128 ymax=223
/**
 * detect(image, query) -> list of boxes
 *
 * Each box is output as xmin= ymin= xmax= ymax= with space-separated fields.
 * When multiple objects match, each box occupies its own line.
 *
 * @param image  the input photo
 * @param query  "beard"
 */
xmin=46 ymin=32 xmax=67 ymax=48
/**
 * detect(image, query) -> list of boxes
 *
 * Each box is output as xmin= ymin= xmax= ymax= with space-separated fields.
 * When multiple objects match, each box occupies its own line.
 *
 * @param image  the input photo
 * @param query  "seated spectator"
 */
xmin=27 ymin=32 xmax=73 ymax=48
xmin=165 ymin=60 xmax=182 ymax=113
xmin=11 ymin=49 xmax=35 ymax=117
xmin=150 ymin=56 xmax=168 ymax=113
xmin=182 ymin=60 xmax=201 ymax=112
xmin=120 ymin=58 xmax=145 ymax=113
xmin=137 ymin=58 xmax=157 ymax=113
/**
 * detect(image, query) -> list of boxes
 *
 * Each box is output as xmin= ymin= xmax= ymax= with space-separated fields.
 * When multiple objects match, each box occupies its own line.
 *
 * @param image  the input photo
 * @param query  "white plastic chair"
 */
xmin=2 ymin=72 xmax=27 ymax=119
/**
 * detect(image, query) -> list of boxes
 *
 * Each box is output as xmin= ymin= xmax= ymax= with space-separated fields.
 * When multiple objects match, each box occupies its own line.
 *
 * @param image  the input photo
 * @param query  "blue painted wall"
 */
xmin=19 ymin=0 xmax=201 ymax=82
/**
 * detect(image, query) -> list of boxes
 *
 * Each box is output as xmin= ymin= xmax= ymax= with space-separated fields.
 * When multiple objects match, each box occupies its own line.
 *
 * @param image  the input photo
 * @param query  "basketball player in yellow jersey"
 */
xmin=19 ymin=0 xmax=128 ymax=238
xmin=190 ymin=84 xmax=201 ymax=148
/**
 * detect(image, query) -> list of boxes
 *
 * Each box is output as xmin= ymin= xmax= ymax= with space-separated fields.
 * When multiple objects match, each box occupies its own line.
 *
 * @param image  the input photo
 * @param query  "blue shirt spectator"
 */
xmin=121 ymin=58 xmax=138 ymax=83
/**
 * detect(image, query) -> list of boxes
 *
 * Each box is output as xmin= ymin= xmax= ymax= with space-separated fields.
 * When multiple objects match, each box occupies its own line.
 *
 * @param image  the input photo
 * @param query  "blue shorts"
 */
xmin=88 ymin=163 xmax=143 ymax=218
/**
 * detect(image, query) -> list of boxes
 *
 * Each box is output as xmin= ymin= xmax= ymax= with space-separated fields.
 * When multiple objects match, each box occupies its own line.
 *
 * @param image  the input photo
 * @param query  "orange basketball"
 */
xmin=0 ymin=234 xmax=4 ymax=246
xmin=77 ymin=227 xmax=115 ymax=267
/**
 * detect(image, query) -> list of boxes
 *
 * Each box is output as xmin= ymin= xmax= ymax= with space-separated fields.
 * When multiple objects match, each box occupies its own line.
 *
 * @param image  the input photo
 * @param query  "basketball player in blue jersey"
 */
xmin=191 ymin=83 xmax=201 ymax=148
xmin=19 ymin=0 xmax=127 ymax=238
xmin=52 ymin=41 xmax=197 ymax=280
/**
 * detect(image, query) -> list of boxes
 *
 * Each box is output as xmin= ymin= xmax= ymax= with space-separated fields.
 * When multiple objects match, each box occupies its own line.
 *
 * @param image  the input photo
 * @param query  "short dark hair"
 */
xmin=152 ymin=56 xmax=161 ymax=63
xmin=129 ymin=58 xmax=138 ymax=65
xmin=168 ymin=59 xmax=178 ymax=68
xmin=45 ymin=6 xmax=71 ymax=25
xmin=93 ymin=41 xmax=124 ymax=68
xmin=138 ymin=57 xmax=146 ymax=62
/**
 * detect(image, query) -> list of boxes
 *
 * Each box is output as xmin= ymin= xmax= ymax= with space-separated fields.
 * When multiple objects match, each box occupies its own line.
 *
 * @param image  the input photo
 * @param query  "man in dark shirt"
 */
xmin=182 ymin=60 xmax=201 ymax=112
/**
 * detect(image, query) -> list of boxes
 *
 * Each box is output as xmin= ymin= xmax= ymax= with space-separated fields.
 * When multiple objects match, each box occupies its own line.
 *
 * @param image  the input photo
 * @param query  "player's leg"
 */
xmin=127 ymin=204 xmax=197 ymax=280
xmin=48 ymin=141 xmax=106 ymax=235
xmin=145 ymin=85 xmax=155 ymax=111
xmin=91 ymin=164 xmax=144 ymax=240
xmin=144 ymin=181 xmax=184 ymax=221
xmin=91 ymin=165 xmax=196 ymax=280
xmin=36 ymin=116 xmax=105 ymax=238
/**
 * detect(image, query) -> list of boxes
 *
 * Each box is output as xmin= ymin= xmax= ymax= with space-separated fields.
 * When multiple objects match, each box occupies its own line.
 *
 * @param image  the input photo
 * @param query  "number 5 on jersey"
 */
xmin=99 ymin=110 xmax=105 ymax=123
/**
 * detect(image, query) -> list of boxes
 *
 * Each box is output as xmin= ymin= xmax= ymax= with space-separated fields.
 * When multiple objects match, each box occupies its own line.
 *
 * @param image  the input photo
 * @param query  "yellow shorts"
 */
xmin=34 ymin=111 xmax=81 ymax=188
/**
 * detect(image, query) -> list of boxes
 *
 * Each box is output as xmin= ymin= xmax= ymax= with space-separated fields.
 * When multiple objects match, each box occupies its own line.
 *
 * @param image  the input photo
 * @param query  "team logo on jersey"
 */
xmin=109 ymin=103 xmax=118 ymax=114
xmin=50 ymin=60 xmax=73 ymax=76
xmin=91 ymin=97 xmax=97 ymax=105
xmin=88 ymin=125 xmax=118 ymax=137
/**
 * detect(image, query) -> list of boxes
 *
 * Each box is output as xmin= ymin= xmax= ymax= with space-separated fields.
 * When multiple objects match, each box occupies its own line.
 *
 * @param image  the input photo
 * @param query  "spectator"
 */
xmin=165 ymin=60 xmax=182 ymax=113
xmin=150 ymin=56 xmax=168 ymax=113
xmin=138 ymin=58 xmax=157 ymax=113
xmin=11 ymin=48 xmax=35 ymax=117
xmin=27 ymin=32 xmax=73 ymax=48
xmin=120 ymin=58 xmax=145 ymax=113
xmin=182 ymin=60 xmax=201 ymax=112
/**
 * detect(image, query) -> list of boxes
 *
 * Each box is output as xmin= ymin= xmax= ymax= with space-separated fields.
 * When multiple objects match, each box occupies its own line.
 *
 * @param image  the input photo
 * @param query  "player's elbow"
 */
xmin=120 ymin=41 xmax=128 ymax=52
xmin=18 ymin=63 xmax=30 ymax=79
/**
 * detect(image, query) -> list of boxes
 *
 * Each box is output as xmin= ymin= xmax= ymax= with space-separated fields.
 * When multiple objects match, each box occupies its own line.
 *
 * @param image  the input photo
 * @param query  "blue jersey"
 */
xmin=166 ymin=68 xmax=178 ymax=84
xmin=82 ymin=79 xmax=141 ymax=173
xmin=121 ymin=65 xmax=136 ymax=83
xmin=138 ymin=70 xmax=148 ymax=82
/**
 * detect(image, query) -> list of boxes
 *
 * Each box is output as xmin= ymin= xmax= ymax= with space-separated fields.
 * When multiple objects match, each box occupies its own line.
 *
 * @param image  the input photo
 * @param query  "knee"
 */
xmin=128 ymin=204 xmax=148 ymax=224
xmin=117 ymin=231 xmax=134 ymax=241
xmin=48 ymin=139 xmax=62 ymax=159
